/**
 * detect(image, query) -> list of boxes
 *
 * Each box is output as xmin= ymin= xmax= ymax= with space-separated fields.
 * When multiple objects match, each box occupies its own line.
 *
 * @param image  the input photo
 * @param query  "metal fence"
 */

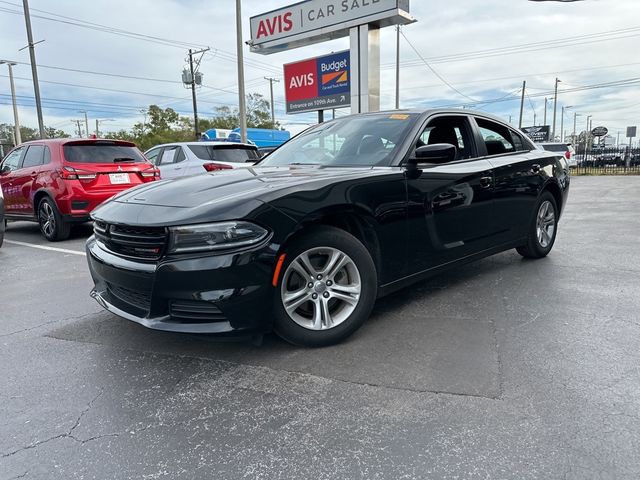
xmin=571 ymin=147 xmax=640 ymax=175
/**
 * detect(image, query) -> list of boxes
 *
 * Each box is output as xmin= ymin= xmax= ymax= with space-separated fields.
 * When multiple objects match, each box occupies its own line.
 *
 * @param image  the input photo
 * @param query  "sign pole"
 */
xmin=235 ymin=0 xmax=247 ymax=143
xmin=318 ymin=110 xmax=324 ymax=124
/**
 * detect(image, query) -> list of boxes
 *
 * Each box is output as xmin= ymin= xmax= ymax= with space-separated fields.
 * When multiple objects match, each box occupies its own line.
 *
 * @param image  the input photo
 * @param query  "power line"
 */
xmin=383 ymin=25 xmax=640 ymax=70
xmin=0 ymin=1 xmax=281 ymax=75
xmin=399 ymin=30 xmax=478 ymax=102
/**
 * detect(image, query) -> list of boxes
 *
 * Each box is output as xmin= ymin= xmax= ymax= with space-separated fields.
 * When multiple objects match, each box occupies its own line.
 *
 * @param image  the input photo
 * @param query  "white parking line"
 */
xmin=4 ymin=240 xmax=86 ymax=256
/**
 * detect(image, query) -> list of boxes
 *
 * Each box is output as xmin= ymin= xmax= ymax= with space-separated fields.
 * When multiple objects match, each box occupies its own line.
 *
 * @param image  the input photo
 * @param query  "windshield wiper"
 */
xmin=113 ymin=157 xmax=137 ymax=162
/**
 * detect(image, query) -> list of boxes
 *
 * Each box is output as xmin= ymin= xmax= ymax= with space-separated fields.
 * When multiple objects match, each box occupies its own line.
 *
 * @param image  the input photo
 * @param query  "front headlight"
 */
xmin=167 ymin=221 xmax=269 ymax=253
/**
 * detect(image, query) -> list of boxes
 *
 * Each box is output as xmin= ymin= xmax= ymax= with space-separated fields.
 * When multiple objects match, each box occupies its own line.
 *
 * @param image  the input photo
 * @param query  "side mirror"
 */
xmin=408 ymin=143 xmax=457 ymax=166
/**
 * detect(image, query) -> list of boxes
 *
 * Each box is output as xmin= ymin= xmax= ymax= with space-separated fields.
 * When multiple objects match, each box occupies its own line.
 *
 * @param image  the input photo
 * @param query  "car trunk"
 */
xmin=62 ymin=140 xmax=156 ymax=189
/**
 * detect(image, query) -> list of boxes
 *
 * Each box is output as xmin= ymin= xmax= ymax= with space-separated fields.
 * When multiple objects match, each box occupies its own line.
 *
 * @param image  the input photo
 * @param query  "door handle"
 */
xmin=531 ymin=164 xmax=541 ymax=173
xmin=480 ymin=176 xmax=492 ymax=188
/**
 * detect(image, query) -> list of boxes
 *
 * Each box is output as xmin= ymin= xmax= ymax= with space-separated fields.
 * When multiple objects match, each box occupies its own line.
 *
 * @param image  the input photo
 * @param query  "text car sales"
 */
xmin=307 ymin=0 xmax=382 ymax=22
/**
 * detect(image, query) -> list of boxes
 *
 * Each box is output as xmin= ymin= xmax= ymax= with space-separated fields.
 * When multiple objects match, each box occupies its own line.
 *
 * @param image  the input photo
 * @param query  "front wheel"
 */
xmin=273 ymin=227 xmax=377 ymax=347
xmin=516 ymin=191 xmax=558 ymax=259
xmin=38 ymin=197 xmax=71 ymax=241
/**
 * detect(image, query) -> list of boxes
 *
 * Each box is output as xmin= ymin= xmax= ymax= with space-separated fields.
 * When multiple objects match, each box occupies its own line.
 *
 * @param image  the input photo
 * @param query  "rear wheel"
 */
xmin=516 ymin=191 xmax=558 ymax=259
xmin=273 ymin=227 xmax=377 ymax=347
xmin=38 ymin=197 xmax=70 ymax=241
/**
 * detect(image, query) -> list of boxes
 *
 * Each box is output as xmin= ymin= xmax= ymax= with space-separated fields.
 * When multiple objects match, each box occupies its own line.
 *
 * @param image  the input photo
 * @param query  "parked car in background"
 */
xmin=0 ymin=138 xmax=159 ymax=241
xmin=538 ymin=142 xmax=576 ymax=166
xmin=87 ymin=109 xmax=570 ymax=347
xmin=144 ymin=142 xmax=260 ymax=179
xmin=257 ymin=146 xmax=277 ymax=158
xmin=0 ymin=183 xmax=4 ymax=248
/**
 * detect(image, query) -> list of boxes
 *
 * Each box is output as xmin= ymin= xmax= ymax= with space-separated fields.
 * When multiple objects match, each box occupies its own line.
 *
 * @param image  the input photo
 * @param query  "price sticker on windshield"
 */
xmin=109 ymin=173 xmax=130 ymax=184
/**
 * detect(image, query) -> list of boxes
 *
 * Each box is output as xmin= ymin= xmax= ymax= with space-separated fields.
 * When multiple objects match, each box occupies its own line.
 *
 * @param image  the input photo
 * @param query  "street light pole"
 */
xmin=551 ymin=78 xmax=560 ymax=141
xmin=561 ymin=106 xmax=572 ymax=142
xmin=573 ymin=112 xmax=581 ymax=146
xmin=395 ymin=25 xmax=400 ymax=110
xmin=0 ymin=60 xmax=21 ymax=145
xmin=22 ymin=0 xmax=45 ymax=138
xmin=235 ymin=0 xmax=247 ymax=143
xmin=518 ymin=80 xmax=526 ymax=129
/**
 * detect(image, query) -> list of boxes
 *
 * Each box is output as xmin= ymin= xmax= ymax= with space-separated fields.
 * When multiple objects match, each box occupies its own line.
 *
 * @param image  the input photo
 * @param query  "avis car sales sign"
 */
xmin=250 ymin=0 xmax=413 ymax=54
xmin=284 ymin=50 xmax=350 ymax=114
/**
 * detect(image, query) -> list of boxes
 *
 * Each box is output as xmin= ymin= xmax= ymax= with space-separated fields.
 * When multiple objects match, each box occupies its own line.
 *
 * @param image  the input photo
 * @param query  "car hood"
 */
xmin=112 ymin=166 xmax=380 ymax=208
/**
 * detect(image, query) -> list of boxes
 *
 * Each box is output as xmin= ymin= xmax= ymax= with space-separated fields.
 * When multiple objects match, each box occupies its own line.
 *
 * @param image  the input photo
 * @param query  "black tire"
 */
xmin=273 ymin=226 xmax=377 ymax=347
xmin=516 ymin=191 xmax=558 ymax=259
xmin=38 ymin=197 xmax=71 ymax=241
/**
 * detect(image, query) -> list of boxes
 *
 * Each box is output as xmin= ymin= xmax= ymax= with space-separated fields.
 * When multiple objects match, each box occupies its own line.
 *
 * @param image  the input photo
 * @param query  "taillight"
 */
xmin=141 ymin=168 xmax=160 ymax=178
xmin=565 ymin=151 xmax=571 ymax=160
xmin=59 ymin=166 xmax=96 ymax=180
xmin=203 ymin=163 xmax=233 ymax=172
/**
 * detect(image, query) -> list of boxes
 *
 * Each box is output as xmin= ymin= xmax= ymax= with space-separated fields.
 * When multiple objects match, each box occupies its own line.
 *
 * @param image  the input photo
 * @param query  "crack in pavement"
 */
xmin=1 ymin=390 xmax=106 ymax=458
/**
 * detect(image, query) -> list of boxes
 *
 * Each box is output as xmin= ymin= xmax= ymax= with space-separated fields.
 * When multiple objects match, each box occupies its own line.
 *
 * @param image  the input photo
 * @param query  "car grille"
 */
xmin=107 ymin=283 xmax=151 ymax=311
xmin=94 ymin=220 xmax=167 ymax=260
xmin=170 ymin=300 xmax=227 ymax=323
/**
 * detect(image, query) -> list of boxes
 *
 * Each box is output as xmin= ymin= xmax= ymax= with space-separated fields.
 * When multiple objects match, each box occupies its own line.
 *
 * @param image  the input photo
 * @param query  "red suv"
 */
xmin=0 ymin=138 xmax=159 ymax=241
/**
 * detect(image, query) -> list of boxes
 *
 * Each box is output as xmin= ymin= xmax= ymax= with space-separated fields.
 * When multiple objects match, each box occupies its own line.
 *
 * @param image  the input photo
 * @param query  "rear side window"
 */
xmin=476 ymin=118 xmax=516 ymax=155
xmin=188 ymin=145 xmax=260 ymax=163
xmin=22 ymin=145 xmax=45 ymax=168
xmin=63 ymin=143 xmax=146 ymax=164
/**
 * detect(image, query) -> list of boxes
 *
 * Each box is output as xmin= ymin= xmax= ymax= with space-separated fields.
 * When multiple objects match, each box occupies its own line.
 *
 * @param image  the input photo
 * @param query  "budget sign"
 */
xmin=284 ymin=50 xmax=350 ymax=114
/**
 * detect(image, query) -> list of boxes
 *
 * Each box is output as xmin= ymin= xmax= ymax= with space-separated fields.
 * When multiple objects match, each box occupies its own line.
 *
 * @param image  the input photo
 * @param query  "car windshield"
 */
xmin=63 ymin=143 xmax=146 ymax=163
xmin=259 ymin=113 xmax=419 ymax=167
xmin=188 ymin=145 xmax=260 ymax=163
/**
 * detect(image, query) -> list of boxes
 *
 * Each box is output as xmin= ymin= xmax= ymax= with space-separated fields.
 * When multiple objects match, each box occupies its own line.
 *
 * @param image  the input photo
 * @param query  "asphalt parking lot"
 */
xmin=1 ymin=176 xmax=639 ymax=479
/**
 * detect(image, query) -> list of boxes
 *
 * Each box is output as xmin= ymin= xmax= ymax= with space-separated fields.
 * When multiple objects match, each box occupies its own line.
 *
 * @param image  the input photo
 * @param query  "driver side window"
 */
xmin=1 ymin=147 xmax=25 ymax=172
xmin=415 ymin=116 xmax=473 ymax=162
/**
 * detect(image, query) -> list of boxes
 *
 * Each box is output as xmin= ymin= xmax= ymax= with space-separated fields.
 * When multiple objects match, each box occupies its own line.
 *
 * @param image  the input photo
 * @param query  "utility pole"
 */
xmin=78 ymin=110 xmax=89 ymax=137
xmin=533 ymin=112 xmax=537 ymax=127
xmin=235 ymin=0 xmax=247 ymax=143
xmin=95 ymin=119 xmax=99 ymax=137
xmin=264 ymin=77 xmax=280 ymax=128
xmin=544 ymin=98 xmax=548 ymax=126
xmin=551 ymin=78 xmax=560 ymax=141
xmin=22 ymin=0 xmax=45 ymax=138
xmin=395 ymin=25 xmax=400 ymax=110
xmin=518 ymin=81 xmax=526 ymax=128
xmin=72 ymin=119 xmax=83 ymax=137
xmin=185 ymin=47 xmax=210 ymax=140
xmin=0 ymin=60 xmax=21 ymax=145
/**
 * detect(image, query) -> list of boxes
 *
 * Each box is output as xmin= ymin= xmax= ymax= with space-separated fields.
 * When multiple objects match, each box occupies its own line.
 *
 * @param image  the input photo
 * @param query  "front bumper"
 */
xmin=86 ymin=235 xmax=278 ymax=334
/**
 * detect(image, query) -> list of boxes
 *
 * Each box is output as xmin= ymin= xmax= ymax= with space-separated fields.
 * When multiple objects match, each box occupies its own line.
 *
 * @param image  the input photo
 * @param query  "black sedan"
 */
xmin=87 ymin=109 xmax=569 ymax=346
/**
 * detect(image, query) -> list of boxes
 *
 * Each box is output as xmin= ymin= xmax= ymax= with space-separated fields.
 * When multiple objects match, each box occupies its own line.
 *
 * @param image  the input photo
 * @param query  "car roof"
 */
xmin=332 ymin=108 xmax=517 ymax=127
xmin=16 ymin=138 xmax=137 ymax=147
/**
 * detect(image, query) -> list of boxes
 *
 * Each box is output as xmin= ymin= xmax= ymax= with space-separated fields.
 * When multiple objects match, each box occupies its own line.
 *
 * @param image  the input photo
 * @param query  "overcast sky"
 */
xmin=0 ymin=0 xmax=638 ymax=138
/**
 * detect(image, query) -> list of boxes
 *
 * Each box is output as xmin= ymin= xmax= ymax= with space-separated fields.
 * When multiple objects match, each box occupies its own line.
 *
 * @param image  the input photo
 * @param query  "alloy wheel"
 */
xmin=281 ymin=247 xmax=362 ymax=331
xmin=39 ymin=201 xmax=56 ymax=238
xmin=536 ymin=200 xmax=555 ymax=248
